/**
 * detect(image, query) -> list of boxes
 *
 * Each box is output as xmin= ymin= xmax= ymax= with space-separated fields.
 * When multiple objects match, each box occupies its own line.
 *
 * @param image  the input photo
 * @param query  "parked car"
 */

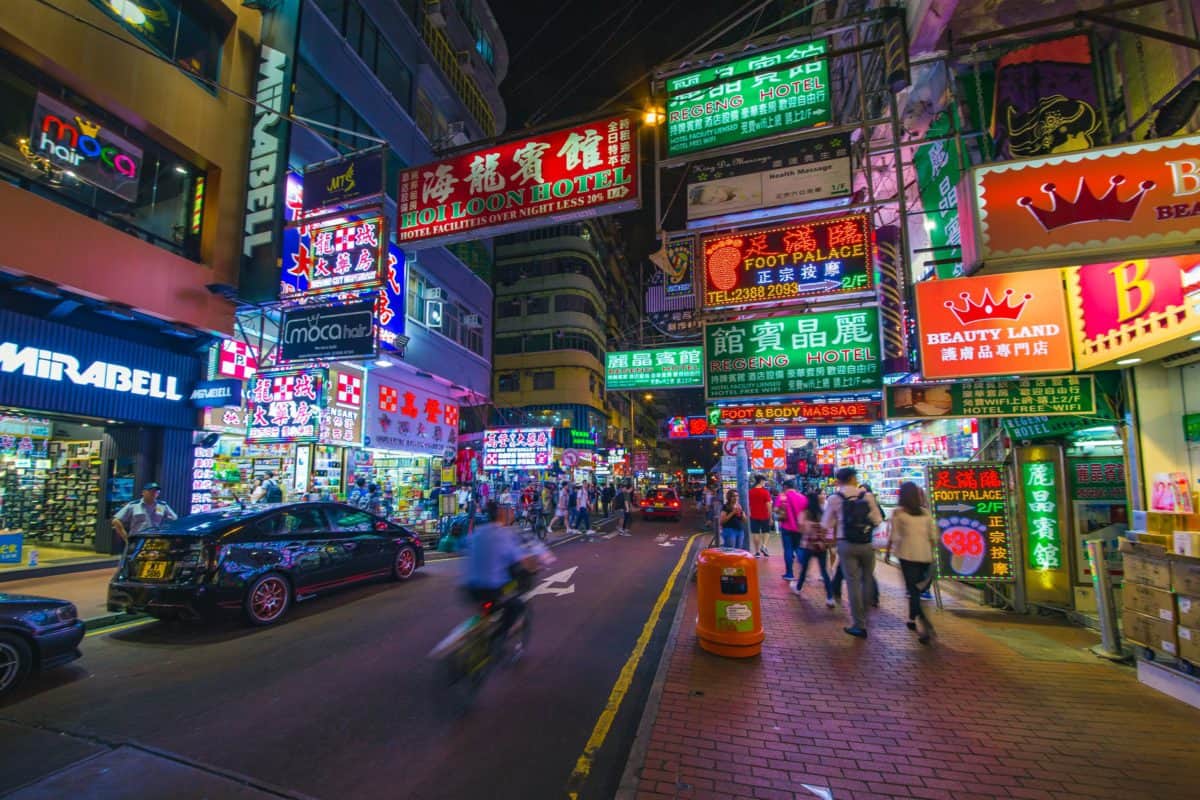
xmin=108 ymin=502 xmax=424 ymax=626
xmin=0 ymin=593 xmax=84 ymax=697
xmin=641 ymin=487 xmax=683 ymax=522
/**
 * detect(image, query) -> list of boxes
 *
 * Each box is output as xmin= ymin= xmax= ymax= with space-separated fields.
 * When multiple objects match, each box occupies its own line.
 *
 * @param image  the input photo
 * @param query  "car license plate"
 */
xmin=136 ymin=560 xmax=169 ymax=580
xmin=654 ymin=503 xmax=664 ymax=508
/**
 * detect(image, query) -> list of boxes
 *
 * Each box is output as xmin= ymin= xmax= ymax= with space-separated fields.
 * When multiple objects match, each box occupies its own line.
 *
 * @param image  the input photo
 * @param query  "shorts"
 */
xmin=623 ymin=510 xmax=633 ymax=527
xmin=750 ymin=519 xmax=772 ymax=534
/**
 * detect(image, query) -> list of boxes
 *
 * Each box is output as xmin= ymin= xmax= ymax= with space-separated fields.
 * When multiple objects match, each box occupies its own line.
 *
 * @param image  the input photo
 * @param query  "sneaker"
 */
xmin=843 ymin=626 xmax=868 ymax=638
xmin=825 ymin=597 xmax=836 ymax=608
xmin=754 ymin=552 xmax=761 ymax=558
xmin=791 ymin=582 xmax=804 ymax=595
xmin=781 ymin=574 xmax=794 ymax=581
xmin=762 ymin=548 xmax=769 ymax=557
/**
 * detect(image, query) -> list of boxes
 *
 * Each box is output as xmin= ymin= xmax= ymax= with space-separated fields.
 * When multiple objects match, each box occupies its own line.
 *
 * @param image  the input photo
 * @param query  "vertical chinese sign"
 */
xmin=1022 ymin=460 xmax=1063 ymax=571
xmin=396 ymin=114 xmax=641 ymax=248
xmin=1067 ymin=456 xmax=1127 ymax=584
xmin=928 ymin=465 xmax=1014 ymax=582
xmin=913 ymin=111 xmax=963 ymax=279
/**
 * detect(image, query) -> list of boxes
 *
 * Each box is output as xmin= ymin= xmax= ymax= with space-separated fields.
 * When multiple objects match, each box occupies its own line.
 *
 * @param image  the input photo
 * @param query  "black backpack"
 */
xmin=264 ymin=480 xmax=283 ymax=503
xmin=838 ymin=490 xmax=874 ymax=544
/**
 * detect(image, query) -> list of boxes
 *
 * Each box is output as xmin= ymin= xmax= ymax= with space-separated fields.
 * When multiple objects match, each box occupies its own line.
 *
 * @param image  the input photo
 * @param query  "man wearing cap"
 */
xmin=112 ymin=482 xmax=178 ymax=544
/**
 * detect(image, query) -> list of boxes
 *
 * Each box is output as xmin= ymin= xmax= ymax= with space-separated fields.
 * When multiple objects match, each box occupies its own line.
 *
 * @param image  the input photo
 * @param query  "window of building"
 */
xmin=555 ymin=294 xmax=597 ymax=317
xmin=91 ymin=0 xmax=228 ymax=83
xmin=524 ymin=333 xmax=551 ymax=352
xmin=311 ymin=0 xmax=413 ymax=112
xmin=495 ymin=336 xmax=522 ymax=355
xmin=497 ymin=298 xmax=522 ymax=317
xmin=0 ymin=52 xmax=206 ymax=260
xmin=497 ymin=372 xmax=520 ymax=392
xmin=526 ymin=296 xmax=550 ymax=315
xmin=533 ymin=372 xmax=555 ymax=391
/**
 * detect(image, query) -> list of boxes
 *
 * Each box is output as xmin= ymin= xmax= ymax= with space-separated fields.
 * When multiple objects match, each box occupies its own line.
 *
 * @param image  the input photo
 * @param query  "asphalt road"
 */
xmin=0 ymin=509 xmax=706 ymax=800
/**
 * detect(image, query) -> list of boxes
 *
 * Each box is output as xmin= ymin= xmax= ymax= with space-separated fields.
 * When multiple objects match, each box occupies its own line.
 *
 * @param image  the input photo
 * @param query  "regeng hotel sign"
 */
xmin=396 ymin=114 xmax=641 ymax=247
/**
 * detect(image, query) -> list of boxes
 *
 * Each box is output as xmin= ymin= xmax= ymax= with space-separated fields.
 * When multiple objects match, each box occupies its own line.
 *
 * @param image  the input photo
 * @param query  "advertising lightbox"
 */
xmin=605 ymin=346 xmax=704 ymax=390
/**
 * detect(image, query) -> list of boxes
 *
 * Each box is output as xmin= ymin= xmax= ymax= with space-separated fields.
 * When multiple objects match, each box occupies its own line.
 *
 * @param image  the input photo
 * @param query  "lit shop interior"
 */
xmin=0 ymin=411 xmax=137 ymax=571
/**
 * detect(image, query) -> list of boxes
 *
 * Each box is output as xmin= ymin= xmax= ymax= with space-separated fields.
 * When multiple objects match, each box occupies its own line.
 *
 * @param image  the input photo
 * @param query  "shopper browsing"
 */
xmin=888 ymin=481 xmax=939 ymax=644
xmin=821 ymin=467 xmax=883 ymax=638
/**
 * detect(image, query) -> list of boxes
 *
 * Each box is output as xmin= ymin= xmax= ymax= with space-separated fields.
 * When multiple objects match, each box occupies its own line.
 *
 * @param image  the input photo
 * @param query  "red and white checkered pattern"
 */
xmin=333 ymin=225 xmax=356 ymax=252
xmin=217 ymin=339 xmax=257 ymax=380
xmin=379 ymin=385 xmax=398 ymax=413
xmin=750 ymin=439 xmax=786 ymax=470
xmin=272 ymin=375 xmax=296 ymax=402
xmin=336 ymin=372 xmax=362 ymax=408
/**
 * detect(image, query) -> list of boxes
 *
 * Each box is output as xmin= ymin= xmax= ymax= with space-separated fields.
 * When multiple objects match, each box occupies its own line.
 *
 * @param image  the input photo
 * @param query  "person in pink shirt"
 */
xmin=772 ymin=479 xmax=808 ymax=581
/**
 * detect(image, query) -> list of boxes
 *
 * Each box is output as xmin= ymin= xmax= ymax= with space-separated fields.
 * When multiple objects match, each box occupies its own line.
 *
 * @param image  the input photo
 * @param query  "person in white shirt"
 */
xmin=888 ymin=481 xmax=940 ymax=644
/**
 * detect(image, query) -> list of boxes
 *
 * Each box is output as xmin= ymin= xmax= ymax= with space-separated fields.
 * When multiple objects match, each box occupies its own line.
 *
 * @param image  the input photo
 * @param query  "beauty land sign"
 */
xmin=915 ymin=269 xmax=1074 ymax=379
xmin=396 ymin=114 xmax=640 ymax=247
xmin=966 ymin=133 xmax=1200 ymax=268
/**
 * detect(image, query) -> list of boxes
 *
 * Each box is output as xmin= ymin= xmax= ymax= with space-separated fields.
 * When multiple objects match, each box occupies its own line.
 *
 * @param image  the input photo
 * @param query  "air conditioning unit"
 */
xmin=463 ymin=313 xmax=482 ymax=328
xmin=425 ymin=0 xmax=447 ymax=27
xmin=425 ymin=287 xmax=444 ymax=300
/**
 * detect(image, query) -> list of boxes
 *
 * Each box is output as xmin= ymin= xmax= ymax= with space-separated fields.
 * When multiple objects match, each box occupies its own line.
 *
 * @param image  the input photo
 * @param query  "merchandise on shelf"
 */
xmin=0 ymin=439 xmax=102 ymax=546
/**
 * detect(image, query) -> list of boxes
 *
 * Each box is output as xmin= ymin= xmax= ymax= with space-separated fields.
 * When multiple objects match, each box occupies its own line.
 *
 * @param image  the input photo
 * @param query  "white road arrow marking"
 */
xmin=523 ymin=566 xmax=578 ymax=600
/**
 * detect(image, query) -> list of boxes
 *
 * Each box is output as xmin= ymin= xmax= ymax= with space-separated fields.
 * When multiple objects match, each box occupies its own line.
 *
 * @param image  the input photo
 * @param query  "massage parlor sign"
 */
xmin=966 ymin=134 xmax=1200 ymax=268
xmin=915 ymin=269 xmax=1074 ymax=379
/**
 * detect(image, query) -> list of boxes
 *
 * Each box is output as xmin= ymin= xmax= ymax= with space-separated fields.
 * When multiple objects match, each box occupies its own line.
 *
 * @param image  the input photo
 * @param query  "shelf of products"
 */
xmin=0 ymin=440 xmax=101 ymax=546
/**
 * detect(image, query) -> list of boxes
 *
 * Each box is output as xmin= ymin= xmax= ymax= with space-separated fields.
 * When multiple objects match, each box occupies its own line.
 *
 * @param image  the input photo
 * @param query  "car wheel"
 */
xmin=244 ymin=573 xmax=291 ymax=626
xmin=0 ymin=632 xmax=32 ymax=697
xmin=393 ymin=545 xmax=418 ymax=581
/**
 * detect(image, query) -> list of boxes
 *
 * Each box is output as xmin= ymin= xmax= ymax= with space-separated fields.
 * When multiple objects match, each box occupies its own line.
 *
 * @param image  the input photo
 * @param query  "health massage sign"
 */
xmin=705 ymin=307 xmax=881 ymax=400
xmin=927 ymin=464 xmax=1015 ymax=582
xmin=605 ymin=346 xmax=704 ymax=390
xmin=665 ymin=39 xmax=830 ymax=157
xmin=886 ymin=375 xmax=1097 ymax=420
xmin=915 ymin=269 xmax=1074 ymax=379
xmin=701 ymin=213 xmax=873 ymax=310
xmin=708 ymin=400 xmax=880 ymax=428
xmin=397 ymin=115 xmax=639 ymax=247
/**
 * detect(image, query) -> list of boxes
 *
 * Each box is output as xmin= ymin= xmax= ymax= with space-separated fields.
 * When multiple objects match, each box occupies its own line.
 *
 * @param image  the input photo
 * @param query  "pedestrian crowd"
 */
xmin=701 ymin=466 xmax=937 ymax=643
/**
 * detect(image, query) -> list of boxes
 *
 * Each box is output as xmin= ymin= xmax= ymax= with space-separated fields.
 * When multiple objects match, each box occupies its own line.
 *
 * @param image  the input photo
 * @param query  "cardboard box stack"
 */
xmin=1124 ymin=512 xmax=1200 ymax=664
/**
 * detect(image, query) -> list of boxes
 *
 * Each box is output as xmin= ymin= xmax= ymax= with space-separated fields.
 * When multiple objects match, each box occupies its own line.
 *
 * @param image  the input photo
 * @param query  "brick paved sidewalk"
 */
xmin=624 ymin=557 xmax=1200 ymax=800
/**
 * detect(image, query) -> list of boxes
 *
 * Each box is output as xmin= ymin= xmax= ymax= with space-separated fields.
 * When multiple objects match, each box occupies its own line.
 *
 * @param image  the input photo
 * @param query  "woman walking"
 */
xmin=720 ymin=490 xmax=746 ymax=549
xmin=888 ymin=481 xmax=939 ymax=644
xmin=793 ymin=490 xmax=835 ymax=607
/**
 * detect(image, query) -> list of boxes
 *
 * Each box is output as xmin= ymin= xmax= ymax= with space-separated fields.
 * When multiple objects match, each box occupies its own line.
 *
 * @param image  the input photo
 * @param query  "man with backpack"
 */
xmin=262 ymin=471 xmax=284 ymax=504
xmin=821 ymin=467 xmax=883 ymax=638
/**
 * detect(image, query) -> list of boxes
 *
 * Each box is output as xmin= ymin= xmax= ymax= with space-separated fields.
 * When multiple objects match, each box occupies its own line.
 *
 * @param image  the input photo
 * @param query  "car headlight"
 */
xmin=56 ymin=604 xmax=78 ymax=623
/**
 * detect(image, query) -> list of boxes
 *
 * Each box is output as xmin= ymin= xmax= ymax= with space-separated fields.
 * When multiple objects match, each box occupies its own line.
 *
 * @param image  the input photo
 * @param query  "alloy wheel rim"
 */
xmin=397 ymin=548 xmax=416 ymax=577
xmin=0 ymin=642 xmax=18 ymax=690
xmin=251 ymin=577 xmax=287 ymax=621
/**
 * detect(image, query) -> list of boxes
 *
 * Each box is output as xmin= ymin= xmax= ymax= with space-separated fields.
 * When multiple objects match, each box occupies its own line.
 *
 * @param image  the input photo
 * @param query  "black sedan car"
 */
xmin=108 ymin=502 xmax=424 ymax=626
xmin=0 ymin=593 xmax=84 ymax=697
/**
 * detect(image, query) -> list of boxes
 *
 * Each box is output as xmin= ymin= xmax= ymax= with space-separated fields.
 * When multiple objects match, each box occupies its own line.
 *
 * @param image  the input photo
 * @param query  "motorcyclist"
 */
xmin=460 ymin=523 xmax=540 ymax=640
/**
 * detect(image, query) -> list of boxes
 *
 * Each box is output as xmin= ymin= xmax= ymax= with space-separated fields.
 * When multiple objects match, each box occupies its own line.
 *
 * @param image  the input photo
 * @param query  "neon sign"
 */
xmin=31 ymin=93 xmax=143 ymax=202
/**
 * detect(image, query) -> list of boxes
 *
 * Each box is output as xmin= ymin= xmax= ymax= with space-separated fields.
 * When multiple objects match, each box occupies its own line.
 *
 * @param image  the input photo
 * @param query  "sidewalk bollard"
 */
xmin=695 ymin=547 xmax=763 ymax=658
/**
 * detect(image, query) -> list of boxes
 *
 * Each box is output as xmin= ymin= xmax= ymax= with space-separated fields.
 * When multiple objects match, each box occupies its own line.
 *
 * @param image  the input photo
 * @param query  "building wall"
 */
xmin=0 ymin=0 xmax=256 ymax=333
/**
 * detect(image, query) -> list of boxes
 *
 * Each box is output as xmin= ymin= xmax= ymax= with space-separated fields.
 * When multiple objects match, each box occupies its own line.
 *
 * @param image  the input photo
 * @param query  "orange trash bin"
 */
xmin=695 ymin=547 xmax=764 ymax=658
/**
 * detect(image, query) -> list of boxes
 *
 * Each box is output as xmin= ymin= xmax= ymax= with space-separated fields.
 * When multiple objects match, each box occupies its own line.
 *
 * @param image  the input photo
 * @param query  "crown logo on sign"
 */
xmin=74 ymin=116 xmax=101 ymax=138
xmin=1017 ymin=175 xmax=1155 ymax=231
xmin=945 ymin=288 xmax=1031 ymax=325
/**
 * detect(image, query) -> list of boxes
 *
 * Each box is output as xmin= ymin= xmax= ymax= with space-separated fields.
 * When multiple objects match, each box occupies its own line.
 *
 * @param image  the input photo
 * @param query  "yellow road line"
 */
xmin=565 ymin=532 xmax=701 ymax=798
xmin=85 ymin=618 xmax=154 ymax=637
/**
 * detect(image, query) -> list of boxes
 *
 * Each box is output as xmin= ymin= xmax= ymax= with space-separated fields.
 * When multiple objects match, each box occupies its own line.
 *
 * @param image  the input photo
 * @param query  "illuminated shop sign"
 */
xmin=482 ymin=427 xmax=552 ymax=470
xmin=300 ymin=214 xmax=385 ymax=295
xmin=279 ymin=301 xmax=376 ymax=362
xmin=1023 ymin=460 xmax=1064 ymax=571
xmin=605 ymin=346 xmax=704 ymax=390
xmin=915 ymin=269 xmax=1074 ymax=379
xmin=217 ymin=339 xmax=258 ymax=380
xmin=665 ymin=40 xmax=830 ymax=157
xmin=701 ymin=213 xmax=873 ymax=310
xmin=302 ymin=149 xmax=385 ymax=216
xmin=708 ymin=400 xmax=880 ymax=427
xmin=886 ymin=376 xmax=1097 ymax=420
xmin=365 ymin=377 xmax=459 ymax=458
xmin=246 ymin=369 xmax=325 ymax=443
xmin=928 ymin=465 xmax=1015 ymax=582
xmin=0 ymin=341 xmax=184 ymax=401
xmin=397 ymin=114 xmax=640 ymax=247
xmin=705 ymin=307 xmax=881 ymax=399
xmin=967 ymin=133 xmax=1200 ymax=267
xmin=30 ymin=92 xmax=143 ymax=202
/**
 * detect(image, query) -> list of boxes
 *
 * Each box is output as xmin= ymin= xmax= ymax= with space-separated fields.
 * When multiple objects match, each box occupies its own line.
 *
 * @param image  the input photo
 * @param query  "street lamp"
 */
xmin=642 ymin=107 xmax=666 ymax=126
xmin=643 ymin=393 xmax=653 ymax=401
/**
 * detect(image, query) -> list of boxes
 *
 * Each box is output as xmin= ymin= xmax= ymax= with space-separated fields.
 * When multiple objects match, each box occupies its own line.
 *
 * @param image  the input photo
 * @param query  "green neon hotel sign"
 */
xmin=605 ymin=346 xmax=704 ymax=390
xmin=665 ymin=39 xmax=830 ymax=157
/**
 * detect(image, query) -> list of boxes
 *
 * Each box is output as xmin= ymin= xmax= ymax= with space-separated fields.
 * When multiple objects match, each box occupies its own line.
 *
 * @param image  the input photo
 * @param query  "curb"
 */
xmin=83 ymin=612 xmax=146 ymax=632
xmin=0 ymin=559 xmax=120 ymax=584
xmin=614 ymin=535 xmax=702 ymax=800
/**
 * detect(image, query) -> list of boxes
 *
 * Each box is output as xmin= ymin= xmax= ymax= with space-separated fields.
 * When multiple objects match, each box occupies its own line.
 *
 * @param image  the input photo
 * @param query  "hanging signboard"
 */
xmin=396 ymin=114 xmax=640 ymax=248
xmin=686 ymin=416 xmax=714 ymax=438
xmin=927 ymin=464 xmax=1015 ymax=582
xmin=913 ymin=111 xmax=964 ymax=279
xmin=320 ymin=366 xmax=364 ymax=446
xmin=965 ymin=133 xmax=1200 ymax=269
xmin=645 ymin=269 xmax=701 ymax=337
xmin=886 ymin=376 xmax=1096 ymax=420
xmin=605 ymin=346 xmax=704 ymax=390
xmin=1068 ymin=456 xmax=1127 ymax=585
xmin=482 ymin=427 xmax=552 ymax=470
xmin=365 ymin=376 xmax=459 ymax=458
xmin=749 ymin=438 xmax=786 ymax=470
xmin=189 ymin=379 xmax=242 ymax=408
xmin=1065 ymin=253 xmax=1200 ymax=369
xmin=661 ymin=234 xmax=696 ymax=297
xmin=915 ymin=268 xmax=1074 ymax=379
xmin=281 ymin=173 xmax=407 ymax=352
xmin=686 ymin=133 xmax=851 ymax=220
xmin=302 ymin=149 xmax=385 ymax=216
xmin=216 ymin=339 xmax=258 ymax=380
xmin=705 ymin=307 xmax=882 ymax=400
xmin=708 ymin=399 xmax=880 ymax=427
xmin=664 ymin=39 xmax=830 ymax=158
xmin=633 ymin=451 xmax=650 ymax=472
xmin=246 ymin=369 xmax=325 ymax=443
xmin=701 ymin=213 xmax=873 ymax=310
xmin=1002 ymin=415 xmax=1099 ymax=442
xmin=30 ymin=93 xmax=144 ymax=202
xmin=1022 ymin=460 xmax=1065 ymax=571
xmin=299 ymin=213 xmax=385 ymax=295
xmin=279 ymin=300 xmax=376 ymax=363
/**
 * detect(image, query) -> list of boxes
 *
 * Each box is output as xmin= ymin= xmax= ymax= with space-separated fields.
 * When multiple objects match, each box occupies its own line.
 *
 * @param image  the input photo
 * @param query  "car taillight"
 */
xmin=669 ymin=501 xmax=680 ymax=508
xmin=641 ymin=500 xmax=650 ymax=507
